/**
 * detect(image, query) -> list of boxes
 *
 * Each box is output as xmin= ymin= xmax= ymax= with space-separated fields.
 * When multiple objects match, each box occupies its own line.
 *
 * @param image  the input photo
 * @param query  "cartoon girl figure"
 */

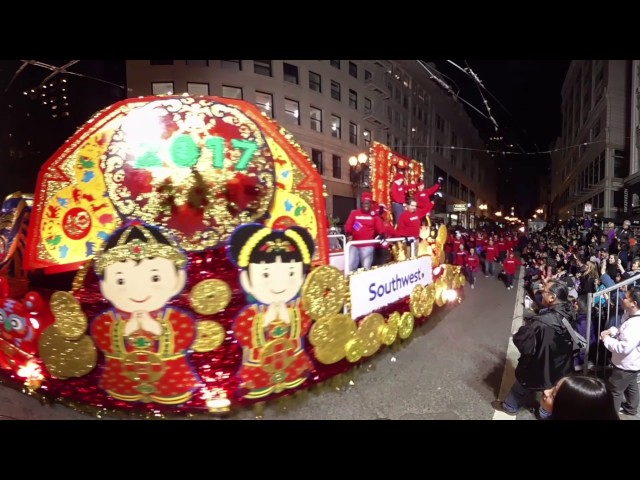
xmin=228 ymin=224 xmax=315 ymax=399
xmin=91 ymin=222 xmax=199 ymax=405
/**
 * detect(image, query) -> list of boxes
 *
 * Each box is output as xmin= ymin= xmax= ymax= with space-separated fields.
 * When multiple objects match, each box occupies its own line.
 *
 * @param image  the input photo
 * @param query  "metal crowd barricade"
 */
xmin=343 ymin=237 xmax=416 ymax=277
xmin=585 ymin=273 xmax=640 ymax=377
xmin=328 ymin=234 xmax=346 ymax=251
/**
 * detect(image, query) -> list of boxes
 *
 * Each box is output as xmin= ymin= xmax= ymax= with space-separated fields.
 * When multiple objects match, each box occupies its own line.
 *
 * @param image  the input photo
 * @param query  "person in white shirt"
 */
xmin=600 ymin=286 xmax=640 ymax=416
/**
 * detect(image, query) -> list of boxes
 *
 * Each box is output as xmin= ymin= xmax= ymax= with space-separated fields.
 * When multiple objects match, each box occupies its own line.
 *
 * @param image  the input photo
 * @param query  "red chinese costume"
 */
xmin=91 ymin=307 xmax=198 ymax=404
xmin=233 ymin=299 xmax=312 ymax=399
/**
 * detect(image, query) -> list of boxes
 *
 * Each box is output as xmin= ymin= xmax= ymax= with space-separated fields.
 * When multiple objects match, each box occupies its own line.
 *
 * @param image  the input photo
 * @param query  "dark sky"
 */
xmin=434 ymin=60 xmax=571 ymax=217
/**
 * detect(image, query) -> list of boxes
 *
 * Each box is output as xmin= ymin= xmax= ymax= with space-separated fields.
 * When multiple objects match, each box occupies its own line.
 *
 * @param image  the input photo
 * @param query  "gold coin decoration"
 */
xmin=345 ymin=337 xmax=366 ymax=363
xmin=309 ymin=314 xmax=357 ymax=365
xmin=435 ymin=278 xmax=447 ymax=307
xmin=398 ymin=312 xmax=415 ymax=340
xmin=49 ymin=291 xmax=88 ymax=341
xmin=301 ymin=266 xmax=348 ymax=320
xmin=388 ymin=311 xmax=401 ymax=328
xmin=424 ymin=284 xmax=436 ymax=317
xmin=190 ymin=279 xmax=231 ymax=315
xmin=38 ymin=327 xmax=97 ymax=379
xmin=192 ymin=320 xmax=226 ymax=352
xmin=379 ymin=321 xmax=398 ymax=346
xmin=410 ymin=285 xmax=425 ymax=318
xmin=355 ymin=313 xmax=385 ymax=357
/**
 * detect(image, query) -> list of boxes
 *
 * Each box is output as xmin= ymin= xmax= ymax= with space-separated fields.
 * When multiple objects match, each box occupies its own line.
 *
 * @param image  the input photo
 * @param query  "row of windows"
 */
xmin=147 ymin=60 xmax=478 ymax=161
xmin=149 ymin=81 xmax=371 ymax=146
xmin=433 ymin=165 xmax=477 ymax=206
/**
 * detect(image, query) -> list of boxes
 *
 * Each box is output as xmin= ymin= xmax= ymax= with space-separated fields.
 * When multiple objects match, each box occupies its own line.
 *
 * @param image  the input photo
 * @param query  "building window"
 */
xmin=349 ymin=61 xmax=358 ymax=78
xmin=331 ymin=114 xmax=341 ymax=139
xmin=254 ymin=60 xmax=272 ymax=76
xmin=451 ymin=131 xmax=457 ymax=146
xmin=332 ymin=154 xmax=342 ymax=179
xmin=255 ymin=91 xmax=273 ymax=118
xmin=284 ymin=98 xmax=300 ymax=125
xmin=330 ymin=60 xmax=340 ymax=69
xmin=363 ymin=129 xmax=372 ymax=149
xmin=310 ymin=106 xmax=322 ymax=133
xmin=436 ymin=113 xmax=445 ymax=132
xmin=364 ymin=97 xmax=372 ymax=112
xmin=349 ymin=89 xmax=357 ymax=109
xmin=152 ymin=81 xmax=174 ymax=95
xmin=187 ymin=82 xmax=209 ymax=95
xmin=221 ymin=60 xmax=242 ymax=70
xmin=349 ymin=122 xmax=358 ymax=145
xmin=331 ymin=81 xmax=341 ymax=101
xmin=364 ymin=70 xmax=372 ymax=81
xmin=402 ymin=94 xmax=408 ymax=109
xmin=312 ymin=149 xmax=324 ymax=174
xmin=186 ymin=60 xmax=209 ymax=67
xmin=222 ymin=85 xmax=243 ymax=100
xmin=149 ymin=60 xmax=174 ymax=65
xmin=309 ymin=71 xmax=321 ymax=93
xmin=283 ymin=62 xmax=299 ymax=84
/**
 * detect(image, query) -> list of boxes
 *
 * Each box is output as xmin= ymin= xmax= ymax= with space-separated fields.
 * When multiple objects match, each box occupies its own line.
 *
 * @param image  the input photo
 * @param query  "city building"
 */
xmin=125 ymin=60 xmax=497 ymax=227
xmin=0 ymin=60 xmax=125 ymax=199
xmin=550 ymin=60 xmax=630 ymax=221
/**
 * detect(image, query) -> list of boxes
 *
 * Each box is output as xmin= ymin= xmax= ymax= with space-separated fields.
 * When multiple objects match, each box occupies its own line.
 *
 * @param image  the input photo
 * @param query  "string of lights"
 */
xmin=400 ymin=139 xmax=607 ymax=156
xmin=464 ymin=60 xmax=499 ymax=133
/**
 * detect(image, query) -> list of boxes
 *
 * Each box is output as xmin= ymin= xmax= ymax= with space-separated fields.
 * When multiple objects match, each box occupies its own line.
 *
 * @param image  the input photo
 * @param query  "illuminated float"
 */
xmin=0 ymin=95 xmax=464 ymax=416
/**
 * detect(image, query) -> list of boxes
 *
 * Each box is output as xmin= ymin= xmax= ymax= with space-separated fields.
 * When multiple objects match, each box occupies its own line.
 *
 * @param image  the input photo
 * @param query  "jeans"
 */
xmin=503 ymin=378 xmax=551 ymax=418
xmin=465 ymin=267 xmax=476 ymax=286
xmin=349 ymin=245 xmax=375 ymax=272
xmin=483 ymin=259 xmax=494 ymax=276
xmin=505 ymin=273 xmax=514 ymax=288
xmin=391 ymin=202 xmax=404 ymax=225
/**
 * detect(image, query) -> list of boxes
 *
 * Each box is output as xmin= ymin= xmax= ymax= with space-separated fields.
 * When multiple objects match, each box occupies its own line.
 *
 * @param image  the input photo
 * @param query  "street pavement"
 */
xmin=0 ymin=268 xmax=540 ymax=420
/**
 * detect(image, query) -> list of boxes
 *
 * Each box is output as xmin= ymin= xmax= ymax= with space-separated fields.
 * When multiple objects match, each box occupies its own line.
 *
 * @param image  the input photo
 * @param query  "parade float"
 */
xmin=0 ymin=95 xmax=464 ymax=417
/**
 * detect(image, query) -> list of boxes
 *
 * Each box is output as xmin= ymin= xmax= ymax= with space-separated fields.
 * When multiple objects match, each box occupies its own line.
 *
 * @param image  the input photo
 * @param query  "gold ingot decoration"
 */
xmin=410 ymin=284 xmax=425 ymax=318
xmin=391 ymin=242 xmax=407 ymax=262
xmin=355 ymin=313 xmax=384 ymax=357
xmin=398 ymin=312 xmax=415 ymax=340
xmin=189 ymin=279 xmax=231 ymax=315
xmin=38 ymin=327 xmax=97 ymax=379
xmin=423 ymin=284 xmax=436 ymax=316
xmin=379 ymin=321 xmax=398 ymax=346
xmin=436 ymin=225 xmax=448 ymax=247
xmin=192 ymin=320 xmax=226 ymax=352
xmin=49 ymin=291 xmax=88 ymax=341
xmin=417 ymin=240 xmax=433 ymax=258
xmin=310 ymin=314 xmax=357 ymax=365
xmin=301 ymin=266 xmax=348 ymax=321
xmin=435 ymin=278 xmax=448 ymax=307
xmin=453 ymin=272 xmax=466 ymax=289
xmin=345 ymin=337 xmax=366 ymax=363
xmin=388 ymin=311 xmax=401 ymax=328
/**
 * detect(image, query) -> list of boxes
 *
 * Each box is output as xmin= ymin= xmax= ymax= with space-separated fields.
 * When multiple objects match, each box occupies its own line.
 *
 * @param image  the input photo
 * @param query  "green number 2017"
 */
xmin=134 ymin=135 xmax=257 ymax=171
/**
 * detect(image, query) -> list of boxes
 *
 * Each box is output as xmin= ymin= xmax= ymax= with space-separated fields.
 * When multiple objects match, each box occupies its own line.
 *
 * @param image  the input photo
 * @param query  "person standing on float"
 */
xmin=414 ymin=177 xmax=444 ymax=219
xmin=345 ymin=192 xmax=388 ymax=271
xmin=390 ymin=173 xmax=411 ymax=225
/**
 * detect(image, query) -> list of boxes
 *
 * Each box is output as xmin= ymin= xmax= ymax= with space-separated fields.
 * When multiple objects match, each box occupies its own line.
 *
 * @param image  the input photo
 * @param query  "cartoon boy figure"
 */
xmin=228 ymin=224 xmax=315 ymax=399
xmin=91 ymin=222 xmax=199 ymax=405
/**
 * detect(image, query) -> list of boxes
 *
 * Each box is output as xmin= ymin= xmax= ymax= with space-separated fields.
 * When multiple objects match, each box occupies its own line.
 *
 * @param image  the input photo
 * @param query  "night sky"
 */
xmin=434 ymin=60 xmax=571 ymax=217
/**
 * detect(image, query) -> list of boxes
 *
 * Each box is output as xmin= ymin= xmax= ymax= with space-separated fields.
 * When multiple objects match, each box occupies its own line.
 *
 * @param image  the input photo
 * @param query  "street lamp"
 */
xmin=349 ymin=152 xmax=370 ymax=207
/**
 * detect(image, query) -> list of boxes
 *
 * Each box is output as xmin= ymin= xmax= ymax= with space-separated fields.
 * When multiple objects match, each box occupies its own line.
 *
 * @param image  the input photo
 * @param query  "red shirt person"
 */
xmin=394 ymin=199 xmax=422 ymax=239
xmin=414 ymin=177 xmax=444 ymax=218
xmin=502 ymin=250 xmax=523 ymax=289
xmin=344 ymin=192 xmax=387 ymax=271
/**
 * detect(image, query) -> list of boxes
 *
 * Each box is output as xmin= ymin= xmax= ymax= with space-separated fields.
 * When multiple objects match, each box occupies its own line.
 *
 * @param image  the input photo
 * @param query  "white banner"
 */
xmin=348 ymin=256 xmax=433 ymax=319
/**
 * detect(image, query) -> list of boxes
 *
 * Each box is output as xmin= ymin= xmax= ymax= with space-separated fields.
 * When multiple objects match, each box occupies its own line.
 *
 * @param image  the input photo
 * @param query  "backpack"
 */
xmin=561 ymin=317 xmax=588 ymax=356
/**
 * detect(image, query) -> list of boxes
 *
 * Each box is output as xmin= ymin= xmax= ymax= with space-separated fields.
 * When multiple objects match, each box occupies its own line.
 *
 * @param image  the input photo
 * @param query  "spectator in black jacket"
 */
xmin=492 ymin=280 xmax=576 ymax=418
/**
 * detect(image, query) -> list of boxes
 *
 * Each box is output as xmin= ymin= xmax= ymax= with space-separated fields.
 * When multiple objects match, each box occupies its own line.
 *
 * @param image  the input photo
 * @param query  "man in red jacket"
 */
xmin=502 ymin=249 xmax=523 ymax=290
xmin=465 ymin=246 xmax=480 ymax=289
xmin=390 ymin=173 xmax=409 ymax=225
xmin=414 ymin=177 xmax=444 ymax=219
xmin=344 ymin=192 xmax=387 ymax=272
xmin=395 ymin=199 xmax=422 ymax=239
